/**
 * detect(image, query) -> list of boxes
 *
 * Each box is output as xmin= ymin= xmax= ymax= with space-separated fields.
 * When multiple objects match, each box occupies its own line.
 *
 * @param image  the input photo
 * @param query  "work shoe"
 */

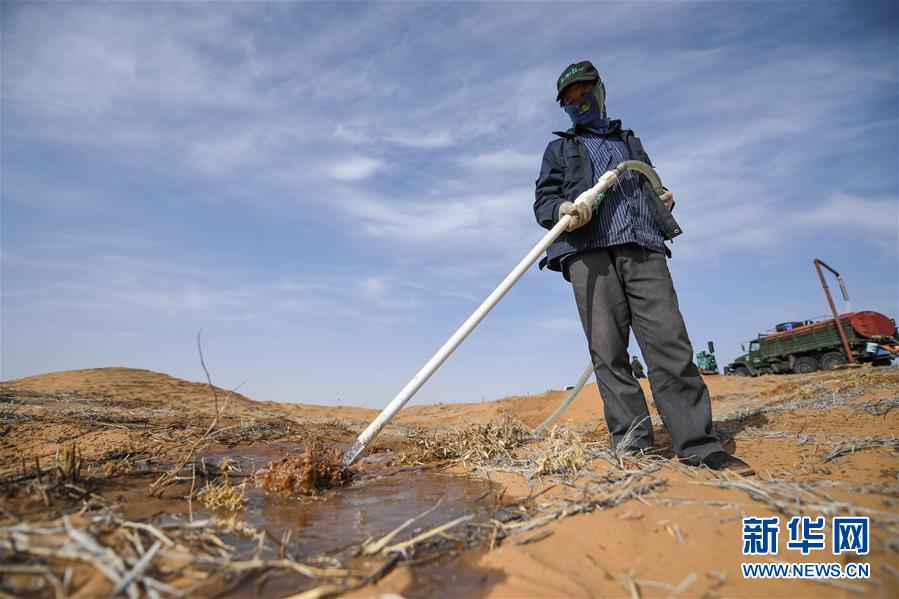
xmin=698 ymin=451 xmax=755 ymax=476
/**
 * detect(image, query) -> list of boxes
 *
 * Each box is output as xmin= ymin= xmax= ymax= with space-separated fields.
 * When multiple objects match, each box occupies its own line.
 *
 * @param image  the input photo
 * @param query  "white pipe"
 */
xmin=343 ymin=163 xmax=656 ymax=466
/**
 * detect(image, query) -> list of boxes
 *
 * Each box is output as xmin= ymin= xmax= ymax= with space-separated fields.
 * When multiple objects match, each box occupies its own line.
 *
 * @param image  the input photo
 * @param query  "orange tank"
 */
xmin=848 ymin=311 xmax=896 ymax=338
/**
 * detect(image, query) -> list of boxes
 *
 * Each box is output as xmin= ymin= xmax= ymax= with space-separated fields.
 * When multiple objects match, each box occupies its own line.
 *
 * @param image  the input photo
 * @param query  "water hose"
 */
xmin=533 ymin=361 xmax=594 ymax=432
xmin=342 ymin=161 xmax=664 ymax=466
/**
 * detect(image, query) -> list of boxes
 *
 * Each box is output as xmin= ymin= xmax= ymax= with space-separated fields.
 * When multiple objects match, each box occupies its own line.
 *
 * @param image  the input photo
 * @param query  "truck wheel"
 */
xmin=794 ymin=356 xmax=819 ymax=374
xmin=732 ymin=366 xmax=751 ymax=377
xmin=820 ymin=351 xmax=848 ymax=370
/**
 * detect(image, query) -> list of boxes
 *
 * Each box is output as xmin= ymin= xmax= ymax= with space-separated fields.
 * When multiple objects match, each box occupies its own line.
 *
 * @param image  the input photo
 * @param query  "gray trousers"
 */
xmin=566 ymin=244 xmax=723 ymax=461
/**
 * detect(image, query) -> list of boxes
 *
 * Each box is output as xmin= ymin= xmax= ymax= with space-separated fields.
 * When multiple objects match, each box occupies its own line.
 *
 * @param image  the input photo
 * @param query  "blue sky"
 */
xmin=2 ymin=1 xmax=897 ymax=408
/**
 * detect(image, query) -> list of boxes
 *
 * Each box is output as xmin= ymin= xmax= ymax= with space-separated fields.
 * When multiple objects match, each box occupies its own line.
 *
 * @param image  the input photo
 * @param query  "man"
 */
xmin=534 ymin=60 xmax=753 ymax=475
xmin=631 ymin=356 xmax=646 ymax=380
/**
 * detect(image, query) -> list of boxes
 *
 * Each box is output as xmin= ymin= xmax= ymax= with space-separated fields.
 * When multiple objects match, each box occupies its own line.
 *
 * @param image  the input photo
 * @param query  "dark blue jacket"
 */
xmin=534 ymin=120 xmax=682 ymax=273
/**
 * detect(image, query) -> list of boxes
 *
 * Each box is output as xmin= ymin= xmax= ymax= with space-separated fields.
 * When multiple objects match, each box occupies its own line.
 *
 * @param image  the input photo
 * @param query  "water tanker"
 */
xmin=725 ymin=311 xmax=898 ymax=376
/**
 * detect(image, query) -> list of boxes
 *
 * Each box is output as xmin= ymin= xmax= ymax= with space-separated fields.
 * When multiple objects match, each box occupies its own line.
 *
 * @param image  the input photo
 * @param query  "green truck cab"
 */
xmin=726 ymin=311 xmax=898 ymax=376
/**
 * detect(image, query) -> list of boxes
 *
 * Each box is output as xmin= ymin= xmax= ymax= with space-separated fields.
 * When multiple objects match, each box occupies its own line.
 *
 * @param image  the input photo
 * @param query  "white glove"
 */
xmin=558 ymin=201 xmax=592 ymax=232
xmin=574 ymin=187 xmax=600 ymax=209
xmin=658 ymin=188 xmax=674 ymax=211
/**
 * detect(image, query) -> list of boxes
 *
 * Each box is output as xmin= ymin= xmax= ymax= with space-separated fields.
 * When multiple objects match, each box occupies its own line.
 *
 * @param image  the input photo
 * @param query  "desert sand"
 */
xmin=1 ymin=365 xmax=897 ymax=598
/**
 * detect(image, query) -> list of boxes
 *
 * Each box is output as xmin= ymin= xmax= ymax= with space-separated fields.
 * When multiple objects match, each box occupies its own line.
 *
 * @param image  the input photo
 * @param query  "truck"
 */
xmin=725 ymin=311 xmax=899 ymax=376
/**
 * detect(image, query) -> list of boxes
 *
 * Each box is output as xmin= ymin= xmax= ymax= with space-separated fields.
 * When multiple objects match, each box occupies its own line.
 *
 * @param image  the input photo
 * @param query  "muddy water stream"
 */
xmin=16 ymin=442 xmax=505 ymax=598
xmin=212 ymin=444 xmax=497 ymax=555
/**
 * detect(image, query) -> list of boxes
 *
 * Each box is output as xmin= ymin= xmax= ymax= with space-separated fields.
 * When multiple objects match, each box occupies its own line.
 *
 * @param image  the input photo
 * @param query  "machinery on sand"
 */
xmin=696 ymin=341 xmax=719 ymax=375
xmin=725 ymin=259 xmax=898 ymax=376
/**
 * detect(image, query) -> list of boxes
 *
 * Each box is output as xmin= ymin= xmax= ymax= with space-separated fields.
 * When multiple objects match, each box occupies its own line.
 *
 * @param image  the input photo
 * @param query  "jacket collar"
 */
xmin=553 ymin=119 xmax=626 ymax=139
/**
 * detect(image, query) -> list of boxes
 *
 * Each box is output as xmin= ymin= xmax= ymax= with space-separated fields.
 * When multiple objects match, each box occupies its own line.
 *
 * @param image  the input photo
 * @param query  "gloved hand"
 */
xmin=558 ymin=201 xmax=592 ymax=232
xmin=658 ymin=188 xmax=674 ymax=211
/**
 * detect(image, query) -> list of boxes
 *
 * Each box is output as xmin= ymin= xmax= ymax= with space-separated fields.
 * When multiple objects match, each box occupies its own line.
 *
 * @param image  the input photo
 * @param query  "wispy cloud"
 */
xmin=804 ymin=193 xmax=898 ymax=254
xmin=188 ymin=130 xmax=268 ymax=176
xmin=2 ymin=233 xmax=424 ymax=324
xmin=337 ymin=187 xmax=536 ymax=256
xmin=805 ymin=193 xmax=897 ymax=236
xmin=538 ymin=318 xmax=583 ymax=333
xmin=326 ymin=157 xmax=385 ymax=182
xmin=458 ymin=149 xmax=538 ymax=171
xmin=384 ymin=131 xmax=458 ymax=149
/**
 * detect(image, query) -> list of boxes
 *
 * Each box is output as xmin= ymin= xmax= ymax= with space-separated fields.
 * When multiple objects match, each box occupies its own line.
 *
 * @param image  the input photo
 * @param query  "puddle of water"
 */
xmin=47 ymin=443 xmax=502 ymax=598
xmin=212 ymin=444 xmax=497 ymax=557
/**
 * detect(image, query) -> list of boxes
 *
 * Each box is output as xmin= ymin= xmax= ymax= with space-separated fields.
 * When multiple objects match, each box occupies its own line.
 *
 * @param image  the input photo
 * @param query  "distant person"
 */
xmin=631 ymin=356 xmax=646 ymax=380
xmin=533 ymin=60 xmax=753 ymax=476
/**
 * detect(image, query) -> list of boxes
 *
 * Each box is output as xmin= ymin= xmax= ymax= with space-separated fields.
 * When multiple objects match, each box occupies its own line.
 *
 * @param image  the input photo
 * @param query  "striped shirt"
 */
xmin=580 ymin=132 xmax=666 ymax=253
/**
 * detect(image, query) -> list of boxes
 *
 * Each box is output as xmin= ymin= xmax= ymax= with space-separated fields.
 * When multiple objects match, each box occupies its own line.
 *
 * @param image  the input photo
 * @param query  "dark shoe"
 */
xmin=698 ymin=451 xmax=755 ymax=476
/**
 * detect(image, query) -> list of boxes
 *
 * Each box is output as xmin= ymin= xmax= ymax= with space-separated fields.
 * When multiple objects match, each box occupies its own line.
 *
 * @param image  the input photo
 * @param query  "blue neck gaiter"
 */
xmin=563 ymin=81 xmax=610 ymax=132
